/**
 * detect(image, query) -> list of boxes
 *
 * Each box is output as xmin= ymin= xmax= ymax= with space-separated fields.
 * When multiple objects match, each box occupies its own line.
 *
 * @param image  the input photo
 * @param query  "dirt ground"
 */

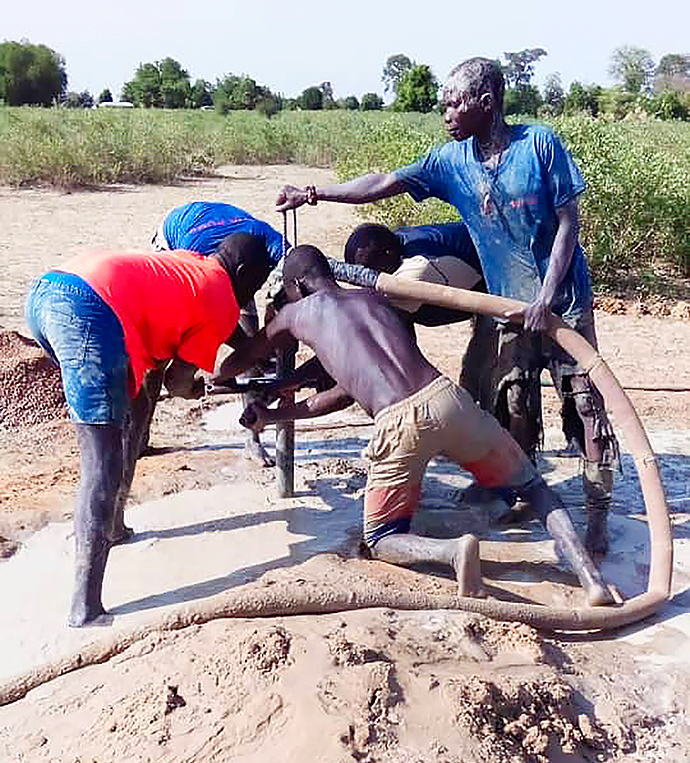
xmin=0 ymin=166 xmax=689 ymax=762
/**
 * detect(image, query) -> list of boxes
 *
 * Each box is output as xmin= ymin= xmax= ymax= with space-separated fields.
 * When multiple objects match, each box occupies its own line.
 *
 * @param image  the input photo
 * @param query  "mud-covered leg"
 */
xmin=485 ymin=372 xmax=543 ymax=524
xmin=138 ymin=366 xmax=165 ymax=457
xmin=459 ymin=314 xmax=497 ymax=410
xmin=524 ymin=478 xmax=613 ymax=606
xmin=70 ymin=423 xmax=123 ymax=627
xmin=583 ymin=458 xmax=613 ymax=558
xmin=111 ymin=386 xmax=154 ymax=543
xmin=563 ymin=374 xmax=615 ymax=557
xmin=502 ymin=373 xmax=542 ymax=464
xmin=371 ymin=533 xmax=483 ymax=597
xmin=239 ymin=302 xmax=275 ymax=467
xmin=578 ymin=382 xmax=614 ymax=558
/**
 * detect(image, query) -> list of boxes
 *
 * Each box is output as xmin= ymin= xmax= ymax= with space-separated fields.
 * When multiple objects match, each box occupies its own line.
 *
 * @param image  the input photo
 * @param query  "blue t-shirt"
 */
xmin=394 ymin=124 xmax=592 ymax=321
xmin=162 ymin=202 xmax=285 ymax=265
xmin=394 ymin=222 xmax=482 ymax=274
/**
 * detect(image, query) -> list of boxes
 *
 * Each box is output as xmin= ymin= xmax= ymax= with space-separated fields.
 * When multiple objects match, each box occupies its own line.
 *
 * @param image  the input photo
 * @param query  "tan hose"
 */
xmin=376 ymin=273 xmax=674 ymax=614
xmin=0 ymin=566 xmax=668 ymax=707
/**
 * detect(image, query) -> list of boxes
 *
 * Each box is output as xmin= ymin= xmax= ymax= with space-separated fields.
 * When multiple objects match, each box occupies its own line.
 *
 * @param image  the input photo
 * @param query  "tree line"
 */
xmin=1 ymin=39 xmax=689 ymax=121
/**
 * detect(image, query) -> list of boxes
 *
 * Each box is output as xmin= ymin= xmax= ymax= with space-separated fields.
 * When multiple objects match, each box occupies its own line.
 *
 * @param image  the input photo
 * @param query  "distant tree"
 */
xmin=342 ymin=95 xmax=359 ymax=110
xmin=0 ymin=40 xmax=67 ymax=105
xmin=596 ymin=87 xmax=637 ymax=120
xmin=121 ymin=58 xmax=191 ymax=108
xmin=502 ymin=48 xmax=547 ymax=89
xmin=63 ymin=91 xmax=82 ymax=108
xmin=651 ymin=90 xmax=689 ymax=120
xmin=212 ymin=74 xmax=279 ymax=115
xmin=120 ymin=80 xmax=137 ymax=104
xmin=504 ymin=85 xmax=542 ymax=116
xmin=122 ymin=62 xmax=161 ymax=107
xmin=213 ymin=74 xmax=240 ymax=112
xmin=298 ymin=86 xmax=323 ymax=110
xmin=214 ymin=74 xmax=262 ymax=112
xmin=360 ymin=92 xmax=383 ymax=111
xmin=190 ymin=79 xmax=213 ymax=108
xmin=609 ymin=46 xmax=654 ymax=94
xmin=393 ymin=64 xmax=438 ymax=112
xmin=382 ymin=53 xmax=413 ymax=96
xmin=80 ymin=89 xmax=93 ymax=108
xmin=654 ymin=53 xmax=690 ymax=93
xmin=542 ymin=72 xmax=565 ymax=115
xmin=158 ymin=57 xmax=191 ymax=108
xmin=564 ymin=81 xmax=601 ymax=117
xmin=319 ymin=81 xmax=336 ymax=109
xmin=255 ymin=86 xmax=281 ymax=117
xmin=97 ymin=88 xmax=113 ymax=104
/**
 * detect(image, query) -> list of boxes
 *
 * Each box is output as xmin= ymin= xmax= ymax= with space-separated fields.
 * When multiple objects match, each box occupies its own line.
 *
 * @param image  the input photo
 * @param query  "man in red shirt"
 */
xmin=25 ymin=233 xmax=272 ymax=626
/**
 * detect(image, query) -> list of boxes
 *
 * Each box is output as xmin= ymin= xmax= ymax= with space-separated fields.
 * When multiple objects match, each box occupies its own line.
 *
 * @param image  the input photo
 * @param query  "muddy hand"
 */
xmin=276 ymin=184 xmax=307 ymax=213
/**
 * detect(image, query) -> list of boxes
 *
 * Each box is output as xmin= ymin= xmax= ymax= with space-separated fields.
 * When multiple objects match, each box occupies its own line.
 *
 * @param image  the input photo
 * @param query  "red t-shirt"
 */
xmin=63 ymin=250 xmax=239 ymax=394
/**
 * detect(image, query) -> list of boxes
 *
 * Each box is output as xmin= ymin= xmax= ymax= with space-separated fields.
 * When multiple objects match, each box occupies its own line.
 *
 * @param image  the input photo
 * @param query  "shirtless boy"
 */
xmin=219 ymin=245 xmax=612 ymax=605
xmin=25 ymin=233 xmax=272 ymax=626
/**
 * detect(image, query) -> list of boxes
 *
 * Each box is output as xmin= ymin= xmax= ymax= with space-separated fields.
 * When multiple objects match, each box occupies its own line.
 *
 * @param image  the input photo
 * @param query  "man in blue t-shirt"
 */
xmin=275 ymin=58 xmax=618 ymax=557
xmin=153 ymin=201 xmax=285 ymax=264
xmin=152 ymin=201 xmax=287 ymax=467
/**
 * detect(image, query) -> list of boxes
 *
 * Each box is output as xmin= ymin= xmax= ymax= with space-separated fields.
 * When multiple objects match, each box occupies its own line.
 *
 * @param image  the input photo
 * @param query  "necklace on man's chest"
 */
xmin=479 ymin=148 xmax=504 ymax=216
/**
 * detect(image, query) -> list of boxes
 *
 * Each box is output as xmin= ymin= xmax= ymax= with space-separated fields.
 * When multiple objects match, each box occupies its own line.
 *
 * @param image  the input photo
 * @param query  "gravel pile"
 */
xmin=0 ymin=330 xmax=67 ymax=428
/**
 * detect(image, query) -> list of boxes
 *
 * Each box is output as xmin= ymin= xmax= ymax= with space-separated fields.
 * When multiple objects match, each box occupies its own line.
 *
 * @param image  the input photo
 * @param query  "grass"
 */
xmin=1 ymin=106 xmax=689 ymax=297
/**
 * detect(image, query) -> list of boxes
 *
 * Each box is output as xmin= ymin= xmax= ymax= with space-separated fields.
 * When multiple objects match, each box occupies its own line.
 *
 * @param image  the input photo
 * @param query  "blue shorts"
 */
xmin=25 ymin=272 xmax=130 ymax=425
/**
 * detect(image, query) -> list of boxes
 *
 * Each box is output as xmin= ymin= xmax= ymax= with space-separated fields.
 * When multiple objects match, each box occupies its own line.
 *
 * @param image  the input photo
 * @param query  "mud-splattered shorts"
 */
xmin=362 ymin=376 xmax=537 ymax=547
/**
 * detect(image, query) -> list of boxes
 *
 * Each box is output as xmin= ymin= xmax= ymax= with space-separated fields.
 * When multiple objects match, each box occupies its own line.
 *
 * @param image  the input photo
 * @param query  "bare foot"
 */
xmin=108 ymin=523 xmax=134 ymax=544
xmin=244 ymin=435 xmax=275 ymax=467
xmin=68 ymin=601 xmax=106 ymax=628
xmin=452 ymin=534 xmax=483 ymax=597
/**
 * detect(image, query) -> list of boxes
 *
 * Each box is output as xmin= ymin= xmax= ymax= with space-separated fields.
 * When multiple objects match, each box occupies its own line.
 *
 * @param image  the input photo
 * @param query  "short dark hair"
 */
xmin=344 ymin=224 xmax=399 ymax=264
xmin=213 ymin=233 xmax=272 ymax=277
xmin=282 ymin=245 xmax=333 ymax=285
xmin=444 ymin=57 xmax=505 ymax=111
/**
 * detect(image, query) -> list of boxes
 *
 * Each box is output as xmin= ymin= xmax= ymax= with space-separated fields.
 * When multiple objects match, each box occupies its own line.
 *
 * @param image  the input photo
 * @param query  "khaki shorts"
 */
xmin=362 ymin=376 xmax=537 ymax=545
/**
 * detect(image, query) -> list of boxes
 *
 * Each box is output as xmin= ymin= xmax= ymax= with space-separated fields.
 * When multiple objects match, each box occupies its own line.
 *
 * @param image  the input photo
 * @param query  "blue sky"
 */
xmin=4 ymin=0 xmax=688 ymax=99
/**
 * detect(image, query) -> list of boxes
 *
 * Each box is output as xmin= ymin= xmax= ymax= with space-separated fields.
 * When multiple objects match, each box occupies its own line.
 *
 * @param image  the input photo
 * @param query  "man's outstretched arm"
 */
xmin=261 ymin=356 xmax=333 ymax=399
xmin=276 ymin=172 xmax=406 ymax=212
xmin=241 ymin=385 xmax=354 ymax=431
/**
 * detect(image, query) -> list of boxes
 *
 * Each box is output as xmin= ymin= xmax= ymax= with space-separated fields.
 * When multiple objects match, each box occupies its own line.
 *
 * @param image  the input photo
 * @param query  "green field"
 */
xmin=1 ymin=107 xmax=689 ymax=293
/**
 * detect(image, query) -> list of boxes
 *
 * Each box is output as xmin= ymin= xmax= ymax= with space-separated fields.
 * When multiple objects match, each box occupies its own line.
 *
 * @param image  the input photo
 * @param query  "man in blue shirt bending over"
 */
xmin=152 ymin=201 xmax=287 ymax=466
xmin=276 ymin=57 xmax=618 ymax=558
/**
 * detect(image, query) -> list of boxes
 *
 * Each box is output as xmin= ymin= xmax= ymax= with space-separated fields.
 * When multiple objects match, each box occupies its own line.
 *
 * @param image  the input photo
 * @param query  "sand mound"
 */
xmin=0 ymin=610 xmax=633 ymax=762
xmin=0 ymin=330 xmax=67 ymax=427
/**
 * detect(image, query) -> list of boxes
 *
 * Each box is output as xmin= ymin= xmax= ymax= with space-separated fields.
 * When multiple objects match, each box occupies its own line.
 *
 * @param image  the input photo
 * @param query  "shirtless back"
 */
xmin=277 ymin=285 xmax=438 ymax=417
